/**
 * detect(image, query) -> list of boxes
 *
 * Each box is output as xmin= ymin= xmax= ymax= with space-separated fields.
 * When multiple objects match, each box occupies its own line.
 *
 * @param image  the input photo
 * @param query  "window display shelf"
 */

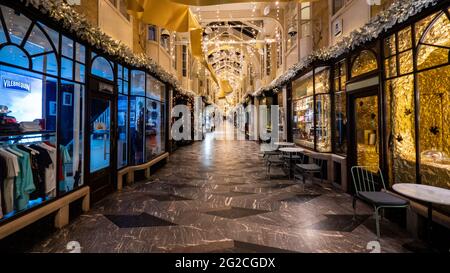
xmin=0 ymin=130 xmax=56 ymax=138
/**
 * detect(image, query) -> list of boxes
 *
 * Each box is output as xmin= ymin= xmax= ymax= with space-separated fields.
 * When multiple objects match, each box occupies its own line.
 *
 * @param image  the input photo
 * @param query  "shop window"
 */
xmin=59 ymin=81 xmax=85 ymax=194
xmin=333 ymin=61 xmax=347 ymax=155
xmin=292 ymin=96 xmax=314 ymax=149
xmin=416 ymin=12 xmax=450 ymax=189
xmin=118 ymin=95 xmax=128 ymax=168
xmin=0 ymin=45 xmax=30 ymax=68
xmin=316 ymin=94 xmax=331 ymax=152
xmin=417 ymin=12 xmax=450 ymax=71
xmin=76 ymin=43 xmax=86 ymax=64
xmin=351 ymin=50 xmax=378 ymax=78
xmin=24 ymin=25 xmax=55 ymax=55
xmin=146 ymin=74 xmax=165 ymax=101
xmin=38 ymin=22 xmax=60 ymax=53
xmin=62 ymin=36 xmax=74 ymax=58
xmin=386 ymin=75 xmax=416 ymax=187
xmin=61 ymin=57 xmax=74 ymax=80
xmin=129 ymin=96 xmax=145 ymax=165
xmin=384 ymin=26 xmax=413 ymax=79
xmin=131 ymin=70 xmax=145 ymax=96
xmin=0 ymin=66 xmax=59 ymax=220
xmin=117 ymin=65 xmax=129 ymax=169
xmin=0 ymin=5 xmax=31 ymax=45
xmin=314 ymin=67 xmax=330 ymax=94
xmin=292 ymin=71 xmax=314 ymax=99
xmin=145 ymin=100 xmax=165 ymax=161
xmin=91 ymin=55 xmax=114 ymax=81
xmin=32 ymin=53 xmax=58 ymax=76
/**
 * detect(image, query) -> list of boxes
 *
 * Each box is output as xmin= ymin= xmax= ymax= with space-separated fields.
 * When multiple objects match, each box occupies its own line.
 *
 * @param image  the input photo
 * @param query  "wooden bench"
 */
xmin=117 ymin=152 xmax=169 ymax=191
xmin=0 ymin=186 xmax=90 ymax=240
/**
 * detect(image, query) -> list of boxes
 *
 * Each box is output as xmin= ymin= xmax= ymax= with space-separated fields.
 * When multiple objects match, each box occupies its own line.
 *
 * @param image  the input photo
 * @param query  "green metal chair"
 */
xmin=351 ymin=166 xmax=409 ymax=240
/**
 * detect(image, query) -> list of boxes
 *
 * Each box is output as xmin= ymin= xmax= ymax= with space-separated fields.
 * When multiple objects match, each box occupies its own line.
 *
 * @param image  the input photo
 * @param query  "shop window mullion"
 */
xmin=411 ymin=22 xmax=421 ymax=185
xmin=19 ymin=21 xmax=35 ymax=48
xmin=0 ymin=9 xmax=10 ymax=44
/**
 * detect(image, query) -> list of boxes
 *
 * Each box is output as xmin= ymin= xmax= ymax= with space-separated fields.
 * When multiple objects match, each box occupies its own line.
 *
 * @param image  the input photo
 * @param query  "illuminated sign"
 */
xmin=3 ymin=78 xmax=31 ymax=92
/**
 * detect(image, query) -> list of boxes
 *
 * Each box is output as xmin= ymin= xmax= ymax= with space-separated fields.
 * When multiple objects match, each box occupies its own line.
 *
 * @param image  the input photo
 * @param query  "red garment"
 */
xmin=58 ymin=155 xmax=65 ymax=181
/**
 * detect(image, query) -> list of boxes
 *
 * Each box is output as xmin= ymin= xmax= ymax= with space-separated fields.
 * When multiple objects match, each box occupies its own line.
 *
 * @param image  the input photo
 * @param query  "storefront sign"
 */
xmin=2 ymin=78 xmax=31 ymax=92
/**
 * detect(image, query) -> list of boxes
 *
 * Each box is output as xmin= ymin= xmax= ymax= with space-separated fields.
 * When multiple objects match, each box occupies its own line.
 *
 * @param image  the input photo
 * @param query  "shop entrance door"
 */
xmin=348 ymin=90 xmax=381 ymax=192
xmin=87 ymin=80 xmax=116 ymax=202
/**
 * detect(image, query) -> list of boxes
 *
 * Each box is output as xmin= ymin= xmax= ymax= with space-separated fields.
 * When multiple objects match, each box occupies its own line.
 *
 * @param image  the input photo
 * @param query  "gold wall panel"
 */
xmin=418 ymin=65 xmax=450 ymax=189
xmin=386 ymin=75 xmax=416 ymax=186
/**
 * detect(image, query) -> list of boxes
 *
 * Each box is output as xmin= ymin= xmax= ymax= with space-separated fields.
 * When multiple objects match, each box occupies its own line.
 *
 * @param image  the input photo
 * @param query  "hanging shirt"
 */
xmin=39 ymin=143 xmax=57 ymax=198
xmin=17 ymin=145 xmax=44 ymax=200
xmin=0 ymin=149 xmax=19 ymax=214
xmin=10 ymin=146 xmax=36 ymax=211
xmin=30 ymin=144 xmax=54 ymax=197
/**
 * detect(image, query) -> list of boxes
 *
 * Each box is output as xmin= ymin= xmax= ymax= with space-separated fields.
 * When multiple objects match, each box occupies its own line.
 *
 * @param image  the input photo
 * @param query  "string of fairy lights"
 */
xmin=191 ymin=1 xmax=284 ymax=106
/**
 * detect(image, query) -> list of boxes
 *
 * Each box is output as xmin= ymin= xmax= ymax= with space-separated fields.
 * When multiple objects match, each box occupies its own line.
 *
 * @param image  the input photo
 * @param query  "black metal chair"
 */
xmin=351 ymin=166 xmax=409 ymax=240
xmin=267 ymin=150 xmax=289 ymax=179
xmin=295 ymin=155 xmax=325 ymax=184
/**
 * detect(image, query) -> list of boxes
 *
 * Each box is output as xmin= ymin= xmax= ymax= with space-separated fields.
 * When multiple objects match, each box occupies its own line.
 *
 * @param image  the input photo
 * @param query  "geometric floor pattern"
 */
xmin=0 ymin=129 xmax=413 ymax=253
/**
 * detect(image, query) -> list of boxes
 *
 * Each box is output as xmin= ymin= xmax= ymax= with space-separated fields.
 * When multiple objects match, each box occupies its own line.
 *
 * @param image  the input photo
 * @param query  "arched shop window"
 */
xmin=91 ymin=53 xmax=114 ymax=81
xmin=385 ymin=9 xmax=450 ymax=190
xmin=0 ymin=4 xmax=84 ymax=223
xmin=0 ymin=5 xmax=58 ymax=75
xmin=416 ymin=11 xmax=450 ymax=189
xmin=351 ymin=49 xmax=378 ymax=78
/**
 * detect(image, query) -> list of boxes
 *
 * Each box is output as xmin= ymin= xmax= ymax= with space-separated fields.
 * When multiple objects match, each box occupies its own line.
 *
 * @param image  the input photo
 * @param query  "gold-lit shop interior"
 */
xmin=385 ymin=10 xmax=450 ymax=190
xmin=291 ymin=67 xmax=331 ymax=152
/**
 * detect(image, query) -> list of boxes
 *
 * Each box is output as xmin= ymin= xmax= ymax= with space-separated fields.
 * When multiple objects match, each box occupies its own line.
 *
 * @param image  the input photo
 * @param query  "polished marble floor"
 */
xmin=0 ymin=130 xmax=413 ymax=253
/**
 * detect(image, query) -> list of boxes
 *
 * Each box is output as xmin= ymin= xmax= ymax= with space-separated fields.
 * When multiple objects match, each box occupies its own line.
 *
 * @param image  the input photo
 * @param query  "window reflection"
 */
xmin=59 ymin=81 xmax=84 ymax=193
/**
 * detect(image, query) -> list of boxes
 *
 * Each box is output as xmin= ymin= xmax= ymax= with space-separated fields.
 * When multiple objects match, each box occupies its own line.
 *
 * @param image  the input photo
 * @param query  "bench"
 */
xmin=0 ymin=186 xmax=90 ymax=240
xmin=117 ymin=152 xmax=169 ymax=191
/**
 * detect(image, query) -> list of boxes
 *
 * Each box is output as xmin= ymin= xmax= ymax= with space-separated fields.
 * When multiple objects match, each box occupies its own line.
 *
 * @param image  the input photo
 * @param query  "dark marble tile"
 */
xmin=145 ymin=193 xmax=192 ymax=201
xmin=270 ymin=183 xmax=296 ymax=189
xmin=104 ymin=213 xmax=177 ymax=228
xmin=280 ymin=194 xmax=321 ymax=204
xmin=210 ymin=191 xmax=256 ymax=197
xmin=309 ymin=214 xmax=371 ymax=232
xmin=205 ymin=207 xmax=270 ymax=219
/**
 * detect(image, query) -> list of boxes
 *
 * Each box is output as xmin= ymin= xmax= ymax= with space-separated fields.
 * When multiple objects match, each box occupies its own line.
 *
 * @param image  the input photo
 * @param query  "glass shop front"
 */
xmin=0 ymin=3 xmax=168 ymax=224
xmin=291 ymin=67 xmax=331 ymax=152
xmin=288 ymin=4 xmax=450 ymax=195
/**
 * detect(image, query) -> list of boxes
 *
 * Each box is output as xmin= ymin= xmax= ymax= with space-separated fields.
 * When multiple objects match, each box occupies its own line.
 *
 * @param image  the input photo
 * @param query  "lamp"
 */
xmin=161 ymin=29 xmax=170 ymax=39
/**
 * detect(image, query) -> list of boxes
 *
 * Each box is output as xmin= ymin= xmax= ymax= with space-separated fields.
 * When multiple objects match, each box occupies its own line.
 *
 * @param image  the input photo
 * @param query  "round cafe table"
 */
xmin=393 ymin=183 xmax=450 ymax=252
xmin=279 ymin=147 xmax=304 ymax=179
xmin=273 ymin=142 xmax=295 ymax=147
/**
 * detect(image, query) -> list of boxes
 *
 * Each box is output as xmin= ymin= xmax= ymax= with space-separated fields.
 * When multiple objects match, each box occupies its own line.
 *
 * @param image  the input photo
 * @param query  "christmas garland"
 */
xmin=251 ymin=0 xmax=440 ymax=97
xmin=19 ymin=0 xmax=195 ymax=97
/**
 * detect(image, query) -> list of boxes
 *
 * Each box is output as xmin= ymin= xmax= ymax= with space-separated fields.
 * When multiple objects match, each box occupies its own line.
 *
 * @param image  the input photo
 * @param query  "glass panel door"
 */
xmin=90 ymin=97 xmax=111 ymax=173
xmin=354 ymin=95 xmax=379 ymax=173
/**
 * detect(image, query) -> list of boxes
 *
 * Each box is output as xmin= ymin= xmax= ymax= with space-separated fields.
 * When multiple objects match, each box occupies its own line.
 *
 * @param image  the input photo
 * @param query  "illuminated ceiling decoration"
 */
xmin=171 ymin=0 xmax=317 ymax=6
xmin=126 ymin=0 xmax=232 ymax=95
